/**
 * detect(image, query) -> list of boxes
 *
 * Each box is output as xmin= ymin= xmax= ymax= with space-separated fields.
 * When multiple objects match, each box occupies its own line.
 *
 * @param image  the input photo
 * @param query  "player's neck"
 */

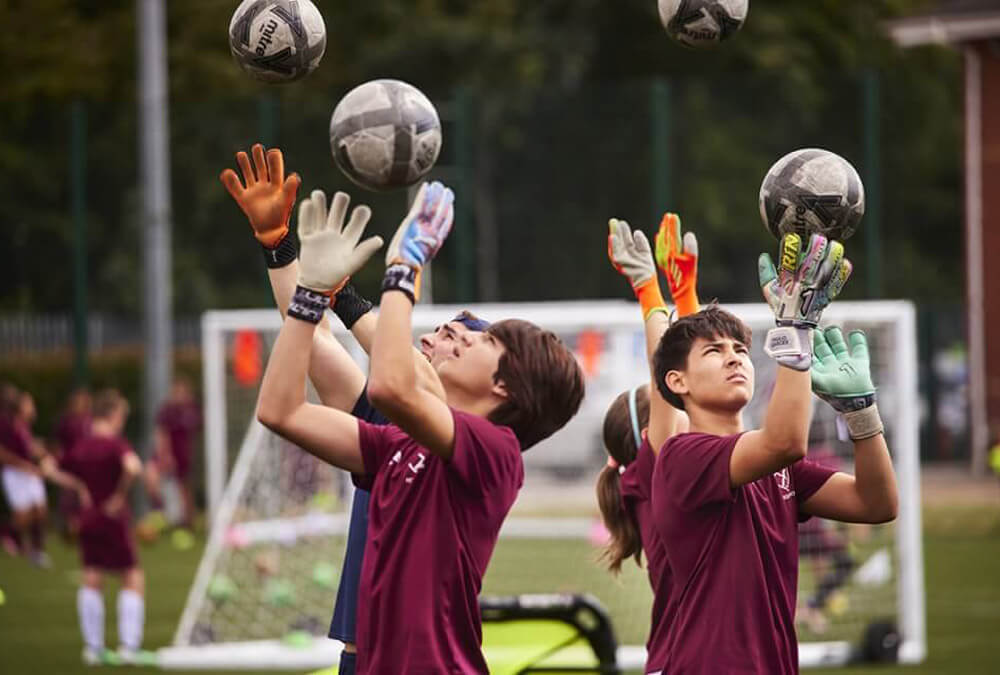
xmin=442 ymin=383 xmax=501 ymax=420
xmin=683 ymin=403 xmax=744 ymax=437
xmin=91 ymin=420 xmax=116 ymax=437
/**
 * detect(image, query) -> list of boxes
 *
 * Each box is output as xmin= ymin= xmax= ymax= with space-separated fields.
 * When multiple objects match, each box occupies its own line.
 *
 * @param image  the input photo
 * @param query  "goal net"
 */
xmin=161 ymin=300 xmax=925 ymax=670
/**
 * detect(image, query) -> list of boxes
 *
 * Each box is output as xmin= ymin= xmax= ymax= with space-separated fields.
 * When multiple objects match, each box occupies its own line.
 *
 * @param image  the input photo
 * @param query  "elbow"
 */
xmin=256 ymin=398 xmax=289 ymax=434
xmin=367 ymin=376 xmax=411 ymax=414
xmin=873 ymin=495 xmax=899 ymax=524
xmin=775 ymin=438 xmax=808 ymax=466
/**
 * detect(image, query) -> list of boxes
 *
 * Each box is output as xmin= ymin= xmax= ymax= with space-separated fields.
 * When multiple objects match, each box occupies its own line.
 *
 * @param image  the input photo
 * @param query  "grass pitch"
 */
xmin=0 ymin=503 xmax=998 ymax=674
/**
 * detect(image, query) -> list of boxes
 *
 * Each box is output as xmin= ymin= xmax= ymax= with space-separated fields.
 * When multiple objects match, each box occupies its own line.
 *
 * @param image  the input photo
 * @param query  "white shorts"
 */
xmin=1 ymin=466 xmax=46 ymax=511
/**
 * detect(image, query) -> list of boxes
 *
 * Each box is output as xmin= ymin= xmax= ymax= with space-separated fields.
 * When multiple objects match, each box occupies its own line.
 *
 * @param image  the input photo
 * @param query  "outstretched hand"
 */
xmin=608 ymin=218 xmax=656 ymax=291
xmin=758 ymin=233 xmax=851 ymax=328
xmin=385 ymin=182 xmax=455 ymax=269
xmin=654 ymin=213 xmax=700 ymax=316
xmin=297 ymin=190 xmax=384 ymax=293
xmin=220 ymin=143 xmax=301 ymax=248
xmin=810 ymin=326 xmax=876 ymax=412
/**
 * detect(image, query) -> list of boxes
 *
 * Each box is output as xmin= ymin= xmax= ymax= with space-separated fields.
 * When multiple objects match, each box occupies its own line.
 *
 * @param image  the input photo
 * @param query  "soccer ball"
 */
xmin=228 ymin=0 xmax=326 ymax=84
xmin=759 ymin=149 xmax=865 ymax=241
xmin=329 ymin=79 xmax=442 ymax=192
xmin=658 ymin=0 xmax=749 ymax=48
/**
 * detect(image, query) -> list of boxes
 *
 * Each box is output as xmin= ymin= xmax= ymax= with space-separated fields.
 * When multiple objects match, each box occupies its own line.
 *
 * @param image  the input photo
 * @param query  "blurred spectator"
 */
xmin=144 ymin=378 xmax=200 ymax=529
xmin=53 ymin=388 xmax=93 ymax=538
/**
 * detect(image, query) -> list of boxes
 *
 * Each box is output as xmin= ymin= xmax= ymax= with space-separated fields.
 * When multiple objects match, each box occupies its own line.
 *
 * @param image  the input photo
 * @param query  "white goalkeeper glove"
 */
xmin=296 ymin=190 xmax=384 ymax=294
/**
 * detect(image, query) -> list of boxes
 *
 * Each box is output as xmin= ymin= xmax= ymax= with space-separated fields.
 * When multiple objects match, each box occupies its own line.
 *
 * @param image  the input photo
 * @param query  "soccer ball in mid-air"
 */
xmin=329 ymin=79 xmax=442 ymax=192
xmin=228 ymin=0 xmax=327 ymax=83
xmin=759 ymin=149 xmax=866 ymax=242
xmin=658 ymin=0 xmax=749 ymax=48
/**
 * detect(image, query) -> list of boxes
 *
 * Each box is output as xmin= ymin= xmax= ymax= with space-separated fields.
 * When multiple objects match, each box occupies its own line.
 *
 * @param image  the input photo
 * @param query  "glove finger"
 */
xmin=282 ymin=172 xmax=301 ymax=209
xmin=297 ymin=198 xmax=315 ymax=237
xmin=799 ymin=234 xmax=829 ymax=285
xmin=813 ymin=327 xmax=834 ymax=364
xmin=423 ymin=181 xmax=444 ymax=219
xmin=777 ymin=233 xmax=802 ymax=285
xmin=654 ymin=226 xmax=667 ymax=267
xmin=824 ymin=325 xmax=848 ymax=359
xmin=669 ymin=213 xmax=682 ymax=250
xmin=342 ymin=204 xmax=373 ymax=245
xmin=757 ymin=252 xmax=777 ymax=289
xmin=407 ymin=183 xmax=429 ymax=222
xmin=327 ymin=191 xmax=349 ymax=232
xmin=266 ymin=148 xmax=284 ymax=187
xmin=236 ymin=151 xmax=256 ymax=186
xmin=348 ymin=235 xmax=385 ymax=272
xmin=251 ymin=143 xmax=268 ymax=184
xmin=848 ymin=330 xmax=870 ymax=363
xmin=633 ymin=229 xmax=653 ymax=259
xmin=682 ymin=231 xmax=699 ymax=258
xmin=824 ymin=258 xmax=853 ymax=302
xmin=310 ymin=190 xmax=329 ymax=232
xmin=432 ymin=186 xmax=455 ymax=234
xmin=815 ymin=240 xmax=844 ymax=286
xmin=219 ymin=169 xmax=245 ymax=200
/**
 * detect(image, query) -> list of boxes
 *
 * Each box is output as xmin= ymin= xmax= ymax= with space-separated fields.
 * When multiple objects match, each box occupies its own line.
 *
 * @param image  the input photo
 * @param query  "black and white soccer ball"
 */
xmin=759 ymin=149 xmax=865 ymax=242
xmin=658 ymin=0 xmax=749 ymax=48
xmin=329 ymin=79 xmax=442 ymax=192
xmin=228 ymin=0 xmax=326 ymax=84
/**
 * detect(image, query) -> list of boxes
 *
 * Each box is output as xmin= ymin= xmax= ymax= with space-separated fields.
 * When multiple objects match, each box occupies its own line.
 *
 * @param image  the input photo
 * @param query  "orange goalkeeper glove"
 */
xmin=654 ymin=213 xmax=700 ymax=317
xmin=220 ymin=143 xmax=302 ymax=266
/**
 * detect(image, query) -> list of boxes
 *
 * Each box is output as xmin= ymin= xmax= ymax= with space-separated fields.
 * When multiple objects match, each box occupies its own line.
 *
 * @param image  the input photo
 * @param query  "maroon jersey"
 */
xmin=651 ymin=433 xmax=835 ymax=674
xmin=620 ymin=438 xmax=673 ymax=673
xmin=55 ymin=412 xmax=91 ymax=456
xmin=156 ymin=401 xmax=201 ymax=477
xmin=352 ymin=410 xmax=523 ymax=674
xmin=60 ymin=435 xmax=138 ymax=570
xmin=0 ymin=417 xmax=34 ymax=461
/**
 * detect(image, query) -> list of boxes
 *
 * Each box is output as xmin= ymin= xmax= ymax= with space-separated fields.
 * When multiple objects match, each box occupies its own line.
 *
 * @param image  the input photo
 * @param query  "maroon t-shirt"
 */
xmin=352 ymin=409 xmax=523 ymax=675
xmin=60 ymin=436 xmax=132 ymax=507
xmin=55 ymin=412 xmax=91 ymax=456
xmin=157 ymin=401 xmax=201 ymax=463
xmin=0 ymin=418 xmax=34 ymax=461
xmin=651 ymin=432 xmax=836 ymax=674
xmin=620 ymin=438 xmax=673 ymax=673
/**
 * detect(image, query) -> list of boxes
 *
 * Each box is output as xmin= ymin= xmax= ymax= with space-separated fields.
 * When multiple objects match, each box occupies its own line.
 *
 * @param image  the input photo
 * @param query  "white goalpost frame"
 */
xmin=178 ymin=300 xmax=925 ymax=670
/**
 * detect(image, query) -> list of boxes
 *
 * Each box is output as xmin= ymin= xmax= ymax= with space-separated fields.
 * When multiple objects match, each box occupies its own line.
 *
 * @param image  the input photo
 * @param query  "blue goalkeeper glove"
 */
xmin=810 ymin=326 xmax=884 ymax=440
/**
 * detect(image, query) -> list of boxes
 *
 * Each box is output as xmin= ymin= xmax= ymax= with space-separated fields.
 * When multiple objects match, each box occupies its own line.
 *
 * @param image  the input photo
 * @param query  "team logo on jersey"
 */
xmin=405 ymin=452 xmax=427 ymax=484
xmin=773 ymin=468 xmax=795 ymax=500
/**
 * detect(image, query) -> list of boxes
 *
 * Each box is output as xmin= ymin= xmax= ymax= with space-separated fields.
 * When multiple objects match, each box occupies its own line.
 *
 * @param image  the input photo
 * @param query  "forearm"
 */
xmin=645 ymin=308 xmax=683 ymax=450
xmin=762 ymin=365 xmax=811 ymax=455
xmin=851 ymin=434 xmax=898 ymax=520
xmin=258 ymin=315 xmax=318 ymax=426
xmin=109 ymin=469 xmax=137 ymax=501
xmin=369 ymin=291 xmax=418 ymax=399
xmin=0 ymin=446 xmax=36 ymax=473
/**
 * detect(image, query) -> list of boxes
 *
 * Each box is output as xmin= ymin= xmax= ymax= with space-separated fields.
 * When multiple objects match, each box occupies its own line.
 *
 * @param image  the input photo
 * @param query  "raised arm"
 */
xmin=368 ymin=183 xmax=458 ymax=459
xmin=256 ymin=188 xmax=387 ymax=474
xmin=221 ymin=144 xmax=366 ymax=412
xmin=730 ymin=233 xmax=852 ymax=487
xmin=802 ymin=327 xmax=897 ymax=523
xmin=607 ymin=217 xmax=687 ymax=451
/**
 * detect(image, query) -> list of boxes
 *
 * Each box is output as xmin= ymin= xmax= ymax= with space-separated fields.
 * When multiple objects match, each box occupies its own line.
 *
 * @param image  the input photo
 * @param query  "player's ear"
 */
xmin=491 ymin=379 xmax=509 ymax=400
xmin=665 ymin=370 xmax=688 ymax=398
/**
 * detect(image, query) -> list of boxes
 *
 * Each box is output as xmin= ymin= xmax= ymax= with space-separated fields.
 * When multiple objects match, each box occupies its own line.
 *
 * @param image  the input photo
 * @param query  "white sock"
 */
xmin=117 ymin=589 xmax=145 ymax=650
xmin=77 ymin=587 xmax=104 ymax=651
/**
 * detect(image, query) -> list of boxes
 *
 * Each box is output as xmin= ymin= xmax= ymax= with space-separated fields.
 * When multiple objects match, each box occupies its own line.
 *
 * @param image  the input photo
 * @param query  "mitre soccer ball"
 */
xmin=759 ymin=149 xmax=866 ymax=242
xmin=329 ymin=79 xmax=443 ymax=192
xmin=228 ymin=0 xmax=326 ymax=83
xmin=658 ymin=0 xmax=748 ymax=48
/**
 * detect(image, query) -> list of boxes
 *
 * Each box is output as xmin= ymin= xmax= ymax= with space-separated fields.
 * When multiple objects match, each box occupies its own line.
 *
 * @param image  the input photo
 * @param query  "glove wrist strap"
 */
xmin=332 ymin=282 xmax=374 ymax=329
xmin=843 ymin=403 xmax=884 ymax=441
xmin=287 ymin=285 xmax=331 ymax=324
xmin=382 ymin=263 xmax=420 ymax=304
xmin=635 ymin=279 xmax=668 ymax=321
xmin=764 ymin=326 xmax=813 ymax=371
xmin=260 ymin=229 xmax=298 ymax=269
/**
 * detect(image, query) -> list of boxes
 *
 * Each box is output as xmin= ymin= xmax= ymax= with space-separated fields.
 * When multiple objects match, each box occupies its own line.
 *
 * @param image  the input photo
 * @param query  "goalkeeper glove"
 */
xmin=288 ymin=190 xmax=383 ymax=324
xmin=219 ymin=143 xmax=302 ymax=267
xmin=383 ymin=182 xmax=455 ymax=304
xmin=810 ymin=326 xmax=884 ymax=440
xmin=654 ymin=213 xmax=700 ymax=317
xmin=758 ymin=233 xmax=852 ymax=371
xmin=608 ymin=218 xmax=668 ymax=320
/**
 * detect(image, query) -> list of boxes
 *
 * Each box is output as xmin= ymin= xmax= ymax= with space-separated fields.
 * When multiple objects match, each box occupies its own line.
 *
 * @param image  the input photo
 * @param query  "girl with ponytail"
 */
xmin=601 ymin=215 xmax=700 ymax=675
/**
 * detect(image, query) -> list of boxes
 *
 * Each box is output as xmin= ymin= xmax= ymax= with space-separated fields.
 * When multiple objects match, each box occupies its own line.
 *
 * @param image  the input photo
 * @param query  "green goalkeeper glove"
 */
xmin=810 ymin=326 xmax=884 ymax=440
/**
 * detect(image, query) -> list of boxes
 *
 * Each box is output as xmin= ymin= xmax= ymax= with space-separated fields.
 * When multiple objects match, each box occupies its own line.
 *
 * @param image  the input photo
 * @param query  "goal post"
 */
xmin=168 ymin=300 xmax=924 ymax=670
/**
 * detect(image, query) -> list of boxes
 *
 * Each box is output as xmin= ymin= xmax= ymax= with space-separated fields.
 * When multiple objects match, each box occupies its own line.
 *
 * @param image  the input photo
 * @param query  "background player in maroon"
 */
xmin=597 ymin=215 xmax=700 ymax=674
xmin=650 ymin=234 xmax=898 ymax=674
xmin=147 ymin=378 xmax=200 ymax=528
xmin=60 ymin=389 xmax=151 ymax=665
xmin=256 ymin=181 xmax=584 ymax=673
xmin=53 ymin=388 xmax=92 ymax=538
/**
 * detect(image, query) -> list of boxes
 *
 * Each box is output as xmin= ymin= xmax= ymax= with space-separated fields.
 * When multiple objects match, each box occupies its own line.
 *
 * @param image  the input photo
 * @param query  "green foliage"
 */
xmin=0 ymin=0 xmax=962 ymax=311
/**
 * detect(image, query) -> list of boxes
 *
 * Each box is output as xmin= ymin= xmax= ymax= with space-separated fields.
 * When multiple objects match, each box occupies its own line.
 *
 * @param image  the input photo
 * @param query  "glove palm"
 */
xmin=654 ymin=213 xmax=700 ymax=316
xmin=297 ymin=190 xmax=384 ymax=293
xmin=810 ymin=327 xmax=876 ymax=412
xmin=220 ymin=144 xmax=301 ymax=248
xmin=385 ymin=182 xmax=455 ymax=269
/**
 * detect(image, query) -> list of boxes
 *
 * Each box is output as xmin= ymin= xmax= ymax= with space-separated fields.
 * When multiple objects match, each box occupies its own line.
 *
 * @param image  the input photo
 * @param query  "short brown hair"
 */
xmin=0 ymin=382 xmax=20 ymax=419
xmin=652 ymin=305 xmax=752 ymax=410
xmin=93 ymin=389 xmax=129 ymax=419
xmin=597 ymin=386 xmax=650 ymax=573
xmin=486 ymin=319 xmax=585 ymax=450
